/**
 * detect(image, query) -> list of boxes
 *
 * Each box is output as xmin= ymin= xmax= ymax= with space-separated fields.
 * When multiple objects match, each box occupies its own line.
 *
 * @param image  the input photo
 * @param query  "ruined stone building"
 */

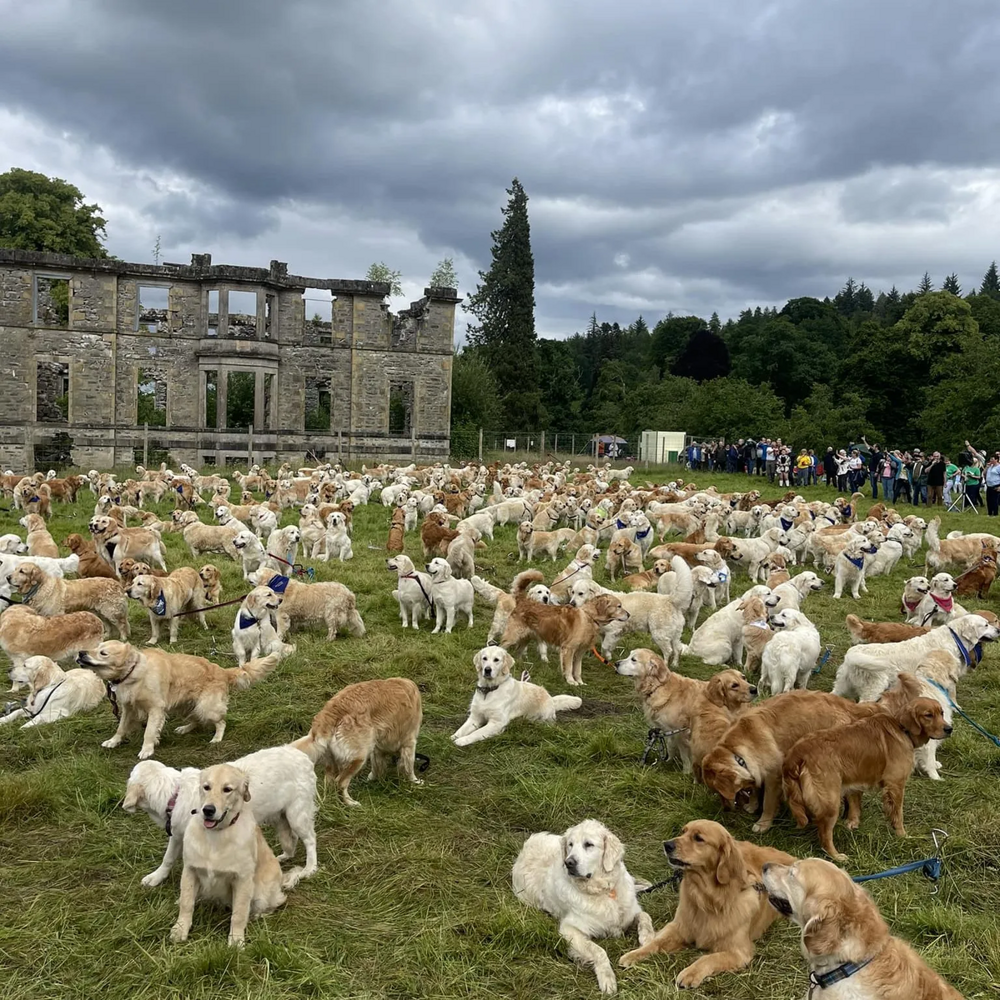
xmin=0 ymin=249 xmax=458 ymax=469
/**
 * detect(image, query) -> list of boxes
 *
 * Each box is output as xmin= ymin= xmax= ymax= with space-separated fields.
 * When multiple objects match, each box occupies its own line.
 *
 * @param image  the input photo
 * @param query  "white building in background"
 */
xmin=640 ymin=430 xmax=686 ymax=465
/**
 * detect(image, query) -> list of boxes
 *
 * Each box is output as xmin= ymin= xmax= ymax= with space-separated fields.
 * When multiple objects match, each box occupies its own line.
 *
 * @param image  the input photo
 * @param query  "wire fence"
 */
xmin=474 ymin=431 xmax=643 ymax=464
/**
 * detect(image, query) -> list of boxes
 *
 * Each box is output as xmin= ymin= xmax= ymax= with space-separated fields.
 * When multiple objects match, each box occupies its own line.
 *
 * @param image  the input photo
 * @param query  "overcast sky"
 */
xmin=3 ymin=0 xmax=1000 ymax=339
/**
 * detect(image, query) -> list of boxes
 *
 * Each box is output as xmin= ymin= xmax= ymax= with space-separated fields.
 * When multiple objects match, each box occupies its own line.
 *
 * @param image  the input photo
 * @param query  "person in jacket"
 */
xmin=868 ymin=443 xmax=883 ymax=499
xmin=911 ymin=450 xmax=928 ymax=506
xmin=823 ymin=446 xmax=837 ymax=486
xmin=795 ymin=449 xmax=811 ymax=486
xmin=926 ymin=452 xmax=946 ymax=505
xmin=986 ymin=454 xmax=1000 ymax=516
xmin=879 ymin=449 xmax=897 ymax=502
xmin=893 ymin=451 xmax=912 ymax=504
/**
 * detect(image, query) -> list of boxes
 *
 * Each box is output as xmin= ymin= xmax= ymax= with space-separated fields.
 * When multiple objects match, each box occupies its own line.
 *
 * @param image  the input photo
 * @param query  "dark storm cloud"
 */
xmin=3 ymin=0 xmax=1000 ymax=334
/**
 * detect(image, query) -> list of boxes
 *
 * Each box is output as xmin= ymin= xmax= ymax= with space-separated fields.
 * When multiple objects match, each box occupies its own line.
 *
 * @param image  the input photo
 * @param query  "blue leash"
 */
xmin=813 ymin=646 xmax=832 ymax=675
xmin=925 ymin=679 xmax=1000 ymax=748
xmin=852 ymin=830 xmax=947 ymax=894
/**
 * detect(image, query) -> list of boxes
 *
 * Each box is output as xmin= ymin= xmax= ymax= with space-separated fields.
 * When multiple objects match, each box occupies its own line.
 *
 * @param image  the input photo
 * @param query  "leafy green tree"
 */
xmin=450 ymin=349 xmax=503 ymax=454
xmin=918 ymin=272 xmax=934 ymax=295
xmin=942 ymin=273 xmax=961 ymax=295
xmin=650 ymin=315 xmax=705 ymax=374
xmin=980 ymin=260 xmax=1000 ymax=299
xmin=671 ymin=329 xmax=731 ymax=381
xmin=855 ymin=282 xmax=875 ymax=313
xmin=895 ymin=291 xmax=979 ymax=369
xmin=0 ymin=168 xmax=109 ymax=257
xmin=785 ymin=384 xmax=875 ymax=451
xmin=429 ymin=258 xmax=458 ymax=288
xmin=366 ymin=262 xmax=403 ymax=295
xmin=465 ymin=178 xmax=540 ymax=427
xmin=968 ymin=292 xmax=1000 ymax=338
xmin=537 ymin=338 xmax=585 ymax=432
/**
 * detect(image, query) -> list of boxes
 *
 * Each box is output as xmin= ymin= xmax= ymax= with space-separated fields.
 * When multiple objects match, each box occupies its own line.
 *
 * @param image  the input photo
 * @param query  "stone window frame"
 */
xmin=35 ymin=355 xmax=72 ymax=424
xmin=388 ymin=378 xmax=415 ymax=435
xmin=33 ymin=272 xmax=73 ymax=327
xmin=135 ymin=281 xmax=172 ymax=334
xmin=135 ymin=364 xmax=169 ymax=427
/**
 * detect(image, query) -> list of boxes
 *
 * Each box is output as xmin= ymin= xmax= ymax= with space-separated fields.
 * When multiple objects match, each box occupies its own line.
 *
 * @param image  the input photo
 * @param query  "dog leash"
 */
xmin=813 ymin=646 xmax=833 ymax=675
xmin=925 ymin=679 xmax=1000 ymax=748
xmin=171 ymin=595 xmax=248 ymax=618
xmin=269 ymin=552 xmax=313 ymax=580
xmin=640 ymin=726 xmax=690 ymax=765
xmin=851 ymin=830 xmax=948 ymax=894
xmin=636 ymin=869 xmax=683 ymax=895
xmin=20 ymin=680 xmax=65 ymax=720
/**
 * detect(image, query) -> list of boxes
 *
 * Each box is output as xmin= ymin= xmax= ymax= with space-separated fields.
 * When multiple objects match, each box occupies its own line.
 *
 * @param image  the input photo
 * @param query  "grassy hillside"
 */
xmin=0 ymin=469 xmax=997 ymax=999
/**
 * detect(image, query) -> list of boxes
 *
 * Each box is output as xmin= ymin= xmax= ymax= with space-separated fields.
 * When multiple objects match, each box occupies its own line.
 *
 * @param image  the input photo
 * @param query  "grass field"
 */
xmin=1 ymin=469 xmax=998 ymax=1000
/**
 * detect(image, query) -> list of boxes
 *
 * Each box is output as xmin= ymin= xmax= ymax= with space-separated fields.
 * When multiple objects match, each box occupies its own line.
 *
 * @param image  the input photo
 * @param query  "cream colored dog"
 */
xmin=169 ymin=763 xmax=287 ymax=947
xmin=451 ymin=647 xmax=582 ymax=746
xmin=1 ymin=654 xmax=105 ymax=728
xmin=127 ymin=568 xmax=207 ymax=645
xmin=232 ymin=586 xmax=296 ymax=664
xmin=512 ymin=819 xmax=654 ymax=995
xmin=249 ymin=569 xmax=366 ymax=641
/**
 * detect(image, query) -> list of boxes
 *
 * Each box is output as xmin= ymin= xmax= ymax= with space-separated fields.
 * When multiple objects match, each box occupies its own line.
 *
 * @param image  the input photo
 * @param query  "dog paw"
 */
xmin=844 ymin=817 xmax=860 ymax=830
xmin=137 ymin=747 xmax=155 ymax=760
xmin=169 ymin=924 xmax=188 ymax=943
xmin=141 ymin=871 xmax=167 ymax=888
xmin=227 ymin=934 xmax=245 ymax=948
xmin=618 ymin=950 xmax=641 ymax=969
xmin=145 ymin=638 xmax=158 ymax=646
xmin=343 ymin=796 xmax=361 ymax=807
xmin=596 ymin=968 xmax=618 ymax=994
xmin=675 ymin=966 xmax=705 ymax=990
xmin=752 ymin=820 xmax=772 ymax=834
xmin=411 ymin=777 xmax=424 ymax=786
xmin=100 ymin=738 xmax=120 ymax=749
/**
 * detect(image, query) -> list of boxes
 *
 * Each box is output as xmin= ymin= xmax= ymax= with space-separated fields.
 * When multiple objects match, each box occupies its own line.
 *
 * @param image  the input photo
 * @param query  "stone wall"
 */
xmin=0 ymin=249 xmax=458 ymax=469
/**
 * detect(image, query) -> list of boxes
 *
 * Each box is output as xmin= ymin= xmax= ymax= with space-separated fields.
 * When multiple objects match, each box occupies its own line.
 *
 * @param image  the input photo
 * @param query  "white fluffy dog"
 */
xmin=232 ymin=587 xmax=295 ymax=664
xmin=763 ymin=571 xmax=824 ymax=614
xmin=867 ymin=523 xmax=911 ymax=577
xmin=1 ymin=654 xmax=105 ymax=728
xmin=232 ymin=529 xmax=266 ymax=580
xmin=832 ymin=534 xmax=878 ymax=599
xmin=426 ymin=557 xmax=474 ymax=633
xmin=908 ymin=573 xmax=966 ymax=626
xmin=263 ymin=525 xmax=301 ymax=574
xmin=386 ymin=554 xmax=434 ymax=629
xmin=451 ymin=647 xmax=582 ymax=746
xmin=759 ymin=607 xmax=821 ymax=695
xmin=834 ymin=613 xmax=999 ymax=702
xmin=0 ymin=551 xmax=79 ymax=579
xmin=122 ymin=746 xmax=318 ymax=890
xmin=323 ymin=512 xmax=353 ymax=562
xmin=684 ymin=585 xmax=771 ymax=665
xmin=512 ymin=819 xmax=654 ymax=995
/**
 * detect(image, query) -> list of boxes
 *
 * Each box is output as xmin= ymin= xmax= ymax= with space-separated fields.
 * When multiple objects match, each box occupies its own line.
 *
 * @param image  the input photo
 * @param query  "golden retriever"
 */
xmin=689 ymin=670 xmax=759 ymax=779
xmin=291 ymin=677 xmax=423 ymax=807
xmin=606 ymin=535 xmax=643 ymax=580
xmin=845 ymin=614 xmax=930 ymax=645
xmin=762 ymin=858 xmax=963 ymax=999
xmin=65 ymin=533 xmax=118 ymax=579
xmin=127 ymin=568 xmax=207 ymax=645
xmin=0 ymin=605 xmax=104 ymax=671
xmin=199 ymin=564 xmax=223 ymax=606
xmin=619 ymin=820 xmax=794 ymax=990
xmin=19 ymin=513 xmax=58 ymax=558
xmin=701 ymin=691 xmax=882 ymax=833
xmin=740 ymin=594 xmax=773 ymax=677
xmin=782 ymin=675 xmax=950 ymax=859
xmin=77 ymin=640 xmax=279 ymax=758
xmin=250 ymin=570 xmax=366 ymax=641
xmin=502 ymin=575 xmax=629 ymax=686
xmin=512 ymin=819 xmax=654 ymax=995
xmin=169 ymin=763 xmax=286 ymax=947
xmin=90 ymin=515 xmax=167 ymax=572
xmin=10 ymin=562 xmax=130 ymax=639
xmin=420 ymin=511 xmax=459 ymax=557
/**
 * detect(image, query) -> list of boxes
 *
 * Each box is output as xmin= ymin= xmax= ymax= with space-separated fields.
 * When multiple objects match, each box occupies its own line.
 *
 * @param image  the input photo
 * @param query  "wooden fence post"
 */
xmin=248 ymin=423 xmax=254 ymax=467
xmin=143 ymin=422 xmax=149 ymax=468
xmin=478 ymin=427 xmax=483 ymax=462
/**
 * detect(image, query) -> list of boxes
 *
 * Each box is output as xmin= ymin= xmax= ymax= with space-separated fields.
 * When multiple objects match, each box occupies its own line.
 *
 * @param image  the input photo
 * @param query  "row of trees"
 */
xmin=455 ymin=177 xmax=1000 ymax=457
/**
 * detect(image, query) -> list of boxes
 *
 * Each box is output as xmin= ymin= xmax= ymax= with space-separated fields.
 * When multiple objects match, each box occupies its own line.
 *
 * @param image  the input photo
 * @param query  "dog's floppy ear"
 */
xmin=895 ymin=672 xmax=922 ymax=701
xmin=714 ymin=834 xmax=744 ymax=886
xmin=802 ymin=901 xmax=844 ymax=956
xmin=502 ymin=650 xmax=515 ymax=674
xmin=601 ymin=831 xmax=624 ymax=873
xmin=242 ymin=777 xmax=251 ymax=802
xmin=472 ymin=648 xmax=483 ymax=669
xmin=705 ymin=674 xmax=728 ymax=708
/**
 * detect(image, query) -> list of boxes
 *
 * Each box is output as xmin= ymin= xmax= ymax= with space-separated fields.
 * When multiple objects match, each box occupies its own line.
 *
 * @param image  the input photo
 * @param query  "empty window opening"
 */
xmin=137 ymin=368 xmax=168 ymax=426
xmin=304 ymin=376 xmax=331 ymax=431
xmin=304 ymin=289 xmax=332 ymax=345
xmin=204 ymin=370 xmax=218 ymax=428
xmin=265 ymin=294 xmax=276 ymax=340
xmin=207 ymin=290 xmax=219 ymax=337
xmin=137 ymin=285 xmax=170 ymax=333
xmin=389 ymin=380 xmax=414 ymax=435
xmin=37 ymin=362 xmax=70 ymax=423
xmin=132 ymin=442 xmax=170 ymax=467
xmin=228 ymin=290 xmax=258 ymax=339
xmin=201 ymin=455 xmax=217 ymax=467
xmin=35 ymin=432 xmax=74 ymax=470
xmin=35 ymin=276 xmax=70 ymax=327
xmin=262 ymin=373 xmax=274 ymax=430
xmin=226 ymin=371 xmax=256 ymax=429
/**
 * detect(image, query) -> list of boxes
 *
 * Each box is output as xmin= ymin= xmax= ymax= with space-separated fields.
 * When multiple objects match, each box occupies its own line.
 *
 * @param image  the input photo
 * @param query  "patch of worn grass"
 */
xmin=0 ymin=469 xmax=998 ymax=999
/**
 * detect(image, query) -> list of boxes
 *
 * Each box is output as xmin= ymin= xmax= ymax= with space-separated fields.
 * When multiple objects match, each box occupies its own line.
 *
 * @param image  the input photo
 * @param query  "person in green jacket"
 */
xmin=963 ymin=460 xmax=983 ymax=508
xmin=944 ymin=458 xmax=961 ymax=506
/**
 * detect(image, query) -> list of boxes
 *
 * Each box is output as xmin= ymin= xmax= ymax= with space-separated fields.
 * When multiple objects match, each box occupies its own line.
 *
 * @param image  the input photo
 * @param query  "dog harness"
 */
xmin=267 ymin=574 xmax=290 ymax=593
xmin=152 ymin=592 xmax=167 ymax=617
xmin=807 ymin=957 xmax=873 ymax=997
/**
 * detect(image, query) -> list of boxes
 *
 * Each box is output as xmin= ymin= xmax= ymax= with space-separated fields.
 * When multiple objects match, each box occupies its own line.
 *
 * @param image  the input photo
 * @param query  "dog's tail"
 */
xmin=781 ymin=754 xmax=811 ymax=828
xmin=844 ymin=614 xmax=864 ymax=644
xmin=511 ymin=569 xmax=545 ymax=599
xmin=289 ymin=732 xmax=323 ymax=763
xmin=471 ymin=574 xmax=503 ymax=604
xmin=226 ymin=652 xmax=281 ymax=690
xmin=926 ymin=517 xmax=941 ymax=553
xmin=551 ymin=695 xmax=583 ymax=713
xmin=667 ymin=555 xmax=694 ymax=610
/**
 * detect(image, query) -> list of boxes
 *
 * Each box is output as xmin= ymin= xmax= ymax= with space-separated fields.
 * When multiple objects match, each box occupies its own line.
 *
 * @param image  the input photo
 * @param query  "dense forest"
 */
xmin=452 ymin=182 xmax=1000 ymax=458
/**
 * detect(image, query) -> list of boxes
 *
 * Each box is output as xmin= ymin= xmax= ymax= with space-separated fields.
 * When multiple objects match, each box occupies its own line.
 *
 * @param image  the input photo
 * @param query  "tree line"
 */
xmin=454 ymin=178 xmax=1000 ymax=459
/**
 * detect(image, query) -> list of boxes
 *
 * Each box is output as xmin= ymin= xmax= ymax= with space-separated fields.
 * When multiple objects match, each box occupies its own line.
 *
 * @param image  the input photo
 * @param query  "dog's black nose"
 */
xmin=202 ymin=804 xmax=216 ymax=818
xmin=483 ymin=667 xmax=492 ymax=677
xmin=943 ymin=726 xmax=954 ymax=736
xmin=663 ymin=840 xmax=676 ymax=855
xmin=749 ymin=686 xmax=758 ymax=696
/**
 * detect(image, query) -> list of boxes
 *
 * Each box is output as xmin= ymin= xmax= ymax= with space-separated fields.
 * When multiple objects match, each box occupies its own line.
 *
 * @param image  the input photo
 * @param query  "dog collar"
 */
xmin=267 ymin=574 xmax=290 ymax=593
xmin=164 ymin=786 xmax=180 ymax=837
xmin=616 ymin=519 xmax=628 ymax=530
xmin=748 ymin=619 xmax=769 ymax=630
xmin=238 ymin=612 xmax=259 ymax=631
xmin=843 ymin=504 xmax=852 ymax=518
xmin=845 ymin=554 xmax=865 ymax=570
xmin=19 ymin=582 xmax=41 ymax=605
xmin=931 ymin=594 xmax=954 ymax=613
xmin=948 ymin=627 xmax=975 ymax=668
xmin=152 ymin=592 xmax=167 ymax=617
xmin=808 ymin=956 xmax=873 ymax=995
xmin=476 ymin=674 xmax=511 ymax=696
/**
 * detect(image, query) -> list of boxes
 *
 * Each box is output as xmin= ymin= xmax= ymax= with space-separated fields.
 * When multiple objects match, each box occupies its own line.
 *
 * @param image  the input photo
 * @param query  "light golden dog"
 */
xmin=250 ymin=570 xmax=366 ymax=641
xmin=19 ymin=513 xmax=58 ymax=558
xmin=11 ymin=562 xmax=130 ymax=639
xmin=619 ymin=820 xmax=795 ymax=990
xmin=174 ymin=510 xmax=240 ymax=561
xmin=845 ymin=614 xmax=929 ymax=645
xmin=169 ymin=763 xmax=286 ymax=948
xmin=199 ymin=564 xmax=223 ymax=606
xmin=688 ymin=670 xmax=759 ymax=779
xmin=89 ymin=514 xmax=167 ymax=572
xmin=0 ymin=605 xmax=104 ymax=671
xmin=291 ymin=677 xmax=423 ymax=807
xmin=606 ymin=535 xmax=643 ymax=580
xmin=740 ymin=595 xmax=773 ymax=677
xmin=762 ymin=858 xmax=963 ymax=999
xmin=127 ymin=568 xmax=207 ymax=645
xmin=77 ymin=640 xmax=279 ymax=758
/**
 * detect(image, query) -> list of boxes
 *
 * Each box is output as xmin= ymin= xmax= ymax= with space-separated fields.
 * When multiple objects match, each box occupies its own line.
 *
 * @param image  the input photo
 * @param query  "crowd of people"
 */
xmin=684 ymin=436 xmax=1000 ymax=515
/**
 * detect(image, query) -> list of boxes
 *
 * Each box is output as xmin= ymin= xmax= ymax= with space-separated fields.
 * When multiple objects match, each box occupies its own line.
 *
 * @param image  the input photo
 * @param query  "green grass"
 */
xmin=1 ymin=468 xmax=999 ymax=999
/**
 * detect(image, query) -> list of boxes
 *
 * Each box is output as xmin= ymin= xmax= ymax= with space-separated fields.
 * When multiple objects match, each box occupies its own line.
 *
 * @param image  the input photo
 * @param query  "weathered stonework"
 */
xmin=0 ymin=250 xmax=458 ymax=469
